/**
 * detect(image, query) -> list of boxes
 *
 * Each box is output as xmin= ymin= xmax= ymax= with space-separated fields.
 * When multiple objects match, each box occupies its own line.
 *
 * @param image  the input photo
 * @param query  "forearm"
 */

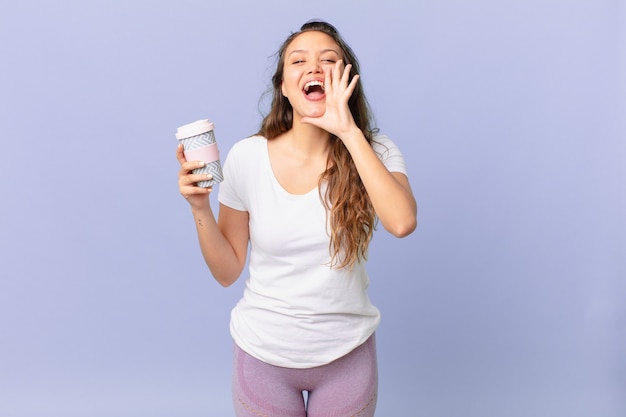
xmin=340 ymin=129 xmax=417 ymax=237
xmin=191 ymin=205 xmax=246 ymax=286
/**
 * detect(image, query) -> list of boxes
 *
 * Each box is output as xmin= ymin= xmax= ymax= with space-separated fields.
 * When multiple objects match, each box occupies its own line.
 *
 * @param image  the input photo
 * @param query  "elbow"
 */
xmin=380 ymin=195 xmax=418 ymax=238
xmin=215 ymin=274 xmax=239 ymax=287
xmin=385 ymin=215 xmax=418 ymax=238
xmin=392 ymin=221 xmax=417 ymax=238
xmin=210 ymin=266 xmax=242 ymax=288
xmin=217 ymin=279 xmax=235 ymax=288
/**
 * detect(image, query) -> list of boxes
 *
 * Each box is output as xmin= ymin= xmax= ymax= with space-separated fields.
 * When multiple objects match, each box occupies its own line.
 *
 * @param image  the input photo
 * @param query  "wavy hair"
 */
xmin=257 ymin=20 xmax=377 ymax=269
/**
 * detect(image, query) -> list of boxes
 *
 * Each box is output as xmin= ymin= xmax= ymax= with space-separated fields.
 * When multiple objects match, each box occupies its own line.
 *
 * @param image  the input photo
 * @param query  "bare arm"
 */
xmin=190 ymin=203 xmax=249 ymax=287
xmin=177 ymin=144 xmax=249 ymax=286
xmin=340 ymin=131 xmax=417 ymax=237
xmin=301 ymin=61 xmax=417 ymax=237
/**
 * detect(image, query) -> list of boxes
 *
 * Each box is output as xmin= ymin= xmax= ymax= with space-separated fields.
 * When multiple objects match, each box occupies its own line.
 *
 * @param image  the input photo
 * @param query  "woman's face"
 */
xmin=281 ymin=31 xmax=344 ymax=121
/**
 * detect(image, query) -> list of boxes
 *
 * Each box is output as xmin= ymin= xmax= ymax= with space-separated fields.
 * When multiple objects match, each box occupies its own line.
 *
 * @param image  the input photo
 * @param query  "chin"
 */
xmin=307 ymin=109 xmax=325 ymax=118
xmin=303 ymin=104 xmax=326 ymax=118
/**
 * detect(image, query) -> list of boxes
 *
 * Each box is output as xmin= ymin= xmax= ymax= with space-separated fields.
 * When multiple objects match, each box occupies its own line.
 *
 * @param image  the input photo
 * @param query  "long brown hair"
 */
xmin=258 ymin=20 xmax=377 ymax=269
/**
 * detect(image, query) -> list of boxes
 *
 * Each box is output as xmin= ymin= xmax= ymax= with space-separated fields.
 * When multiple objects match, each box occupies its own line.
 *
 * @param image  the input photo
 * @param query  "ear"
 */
xmin=281 ymin=80 xmax=287 ymax=97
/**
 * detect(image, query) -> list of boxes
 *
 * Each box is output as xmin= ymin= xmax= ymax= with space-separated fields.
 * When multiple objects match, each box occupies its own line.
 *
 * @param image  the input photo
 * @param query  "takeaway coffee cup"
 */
xmin=176 ymin=119 xmax=223 ymax=188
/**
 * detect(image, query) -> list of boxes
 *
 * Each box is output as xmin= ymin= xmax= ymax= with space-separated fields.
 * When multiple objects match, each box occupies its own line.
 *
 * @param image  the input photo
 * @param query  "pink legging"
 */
xmin=232 ymin=334 xmax=378 ymax=417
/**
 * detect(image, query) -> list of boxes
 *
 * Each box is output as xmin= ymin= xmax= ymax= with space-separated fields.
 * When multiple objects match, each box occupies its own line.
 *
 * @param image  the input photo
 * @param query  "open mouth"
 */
xmin=303 ymin=80 xmax=325 ymax=99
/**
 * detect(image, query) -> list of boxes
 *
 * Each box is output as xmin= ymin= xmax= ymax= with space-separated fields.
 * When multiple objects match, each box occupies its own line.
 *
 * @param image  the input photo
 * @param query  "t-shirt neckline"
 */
xmin=263 ymin=137 xmax=320 ymax=199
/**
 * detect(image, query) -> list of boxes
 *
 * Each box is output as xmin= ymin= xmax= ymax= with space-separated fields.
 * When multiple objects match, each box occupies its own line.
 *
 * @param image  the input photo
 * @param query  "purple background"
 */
xmin=1 ymin=1 xmax=624 ymax=416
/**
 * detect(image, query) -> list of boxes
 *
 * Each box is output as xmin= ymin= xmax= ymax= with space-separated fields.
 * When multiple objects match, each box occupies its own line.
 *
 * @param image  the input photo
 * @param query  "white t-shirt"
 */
xmin=218 ymin=134 xmax=407 ymax=368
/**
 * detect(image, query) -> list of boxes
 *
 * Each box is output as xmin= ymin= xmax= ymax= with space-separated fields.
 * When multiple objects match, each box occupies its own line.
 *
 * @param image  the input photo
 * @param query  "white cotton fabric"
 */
xmin=218 ymin=134 xmax=407 ymax=368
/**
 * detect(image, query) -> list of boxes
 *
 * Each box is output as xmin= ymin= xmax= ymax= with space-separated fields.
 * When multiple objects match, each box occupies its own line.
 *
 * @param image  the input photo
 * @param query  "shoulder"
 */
xmin=219 ymin=136 xmax=267 ymax=209
xmin=371 ymin=133 xmax=403 ymax=157
xmin=228 ymin=135 xmax=267 ymax=154
xmin=224 ymin=135 xmax=266 ymax=163
xmin=370 ymin=133 xmax=408 ymax=174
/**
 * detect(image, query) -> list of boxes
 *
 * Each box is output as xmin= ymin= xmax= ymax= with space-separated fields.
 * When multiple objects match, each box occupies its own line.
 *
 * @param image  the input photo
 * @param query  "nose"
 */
xmin=306 ymin=61 xmax=322 ymax=74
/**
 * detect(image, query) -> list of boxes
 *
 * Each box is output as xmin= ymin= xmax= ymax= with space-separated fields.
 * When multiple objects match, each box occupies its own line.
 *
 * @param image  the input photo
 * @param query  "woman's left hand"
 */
xmin=301 ymin=60 xmax=360 ymax=139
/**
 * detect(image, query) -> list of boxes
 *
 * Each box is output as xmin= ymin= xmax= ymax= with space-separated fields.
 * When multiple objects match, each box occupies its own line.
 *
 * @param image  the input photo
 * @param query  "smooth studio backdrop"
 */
xmin=1 ymin=1 xmax=625 ymax=416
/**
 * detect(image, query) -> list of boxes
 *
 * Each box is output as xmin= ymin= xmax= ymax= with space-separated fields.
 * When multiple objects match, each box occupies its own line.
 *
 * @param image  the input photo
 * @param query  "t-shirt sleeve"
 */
xmin=371 ymin=134 xmax=408 ymax=176
xmin=217 ymin=142 xmax=247 ymax=211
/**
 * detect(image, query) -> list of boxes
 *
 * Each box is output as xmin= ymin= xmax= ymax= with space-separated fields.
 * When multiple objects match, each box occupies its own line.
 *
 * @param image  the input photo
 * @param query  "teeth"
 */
xmin=304 ymin=80 xmax=324 ymax=92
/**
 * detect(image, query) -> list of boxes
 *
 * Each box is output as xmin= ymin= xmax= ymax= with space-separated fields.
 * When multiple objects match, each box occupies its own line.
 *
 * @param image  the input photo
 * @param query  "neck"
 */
xmin=283 ymin=118 xmax=332 ymax=157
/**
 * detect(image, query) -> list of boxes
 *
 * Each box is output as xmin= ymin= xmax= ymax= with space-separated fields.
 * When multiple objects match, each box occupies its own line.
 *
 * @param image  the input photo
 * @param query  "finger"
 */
xmin=180 ymin=172 xmax=214 ymax=187
xmin=179 ymin=160 xmax=206 ymax=175
xmin=325 ymin=62 xmax=333 ymax=94
xmin=332 ymin=60 xmax=344 ymax=89
xmin=180 ymin=181 xmax=212 ymax=193
xmin=181 ymin=185 xmax=211 ymax=198
xmin=341 ymin=63 xmax=353 ymax=88
xmin=176 ymin=143 xmax=187 ymax=164
xmin=345 ymin=73 xmax=360 ymax=97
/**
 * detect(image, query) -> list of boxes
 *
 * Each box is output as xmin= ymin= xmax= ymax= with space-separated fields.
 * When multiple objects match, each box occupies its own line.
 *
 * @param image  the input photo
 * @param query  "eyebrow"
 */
xmin=288 ymin=48 xmax=341 ymax=56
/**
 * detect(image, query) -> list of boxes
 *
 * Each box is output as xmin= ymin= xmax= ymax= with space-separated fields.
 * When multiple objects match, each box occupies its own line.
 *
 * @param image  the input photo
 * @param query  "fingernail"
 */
xmin=198 ymin=161 xmax=205 ymax=167
xmin=206 ymin=174 xmax=213 ymax=179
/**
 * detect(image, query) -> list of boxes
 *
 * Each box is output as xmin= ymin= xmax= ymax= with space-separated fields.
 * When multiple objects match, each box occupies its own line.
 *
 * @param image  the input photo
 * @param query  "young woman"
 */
xmin=177 ymin=20 xmax=417 ymax=417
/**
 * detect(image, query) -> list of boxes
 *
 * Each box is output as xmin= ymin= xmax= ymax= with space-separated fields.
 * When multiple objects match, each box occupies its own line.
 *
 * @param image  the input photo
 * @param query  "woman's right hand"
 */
xmin=177 ymin=143 xmax=212 ymax=210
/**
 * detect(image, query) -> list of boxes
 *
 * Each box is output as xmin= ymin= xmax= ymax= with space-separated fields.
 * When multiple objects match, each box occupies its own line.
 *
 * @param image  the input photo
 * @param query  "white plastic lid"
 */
xmin=175 ymin=119 xmax=215 ymax=140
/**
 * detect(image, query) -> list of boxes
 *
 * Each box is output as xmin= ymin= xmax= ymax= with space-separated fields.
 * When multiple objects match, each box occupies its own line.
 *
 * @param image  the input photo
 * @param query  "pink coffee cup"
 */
xmin=176 ymin=119 xmax=223 ymax=187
